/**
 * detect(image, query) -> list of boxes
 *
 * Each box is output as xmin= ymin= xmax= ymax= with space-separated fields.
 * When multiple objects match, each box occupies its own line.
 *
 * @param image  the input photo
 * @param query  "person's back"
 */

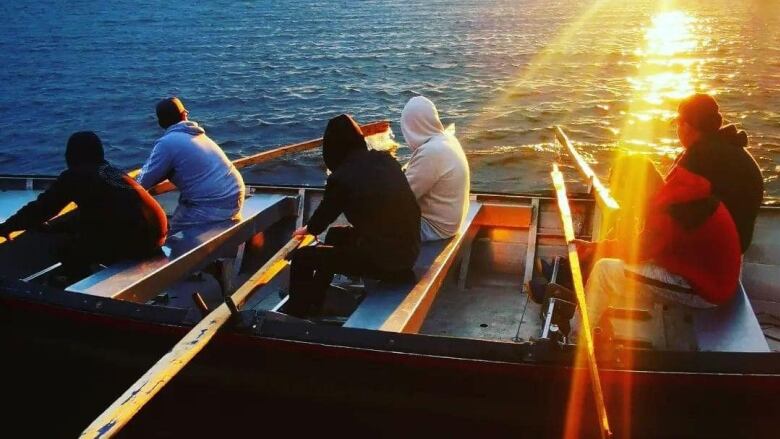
xmin=401 ymin=96 xmax=470 ymax=241
xmin=65 ymin=163 xmax=167 ymax=247
xmin=287 ymin=115 xmax=419 ymax=318
xmin=138 ymin=97 xmax=245 ymax=232
xmin=319 ymin=149 xmax=420 ymax=270
xmin=306 ymin=117 xmax=420 ymax=271
xmin=672 ymin=93 xmax=764 ymax=253
xmin=140 ymin=121 xmax=244 ymax=210
xmin=676 ymin=124 xmax=763 ymax=253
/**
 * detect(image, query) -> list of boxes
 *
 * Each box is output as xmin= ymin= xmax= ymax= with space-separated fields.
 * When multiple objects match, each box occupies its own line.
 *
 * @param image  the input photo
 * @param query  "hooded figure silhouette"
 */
xmin=0 ymin=132 xmax=167 ymax=282
xmin=401 ymin=96 xmax=470 ymax=241
xmin=285 ymin=114 xmax=421 ymax=318
xmin=65 ymin=131 xmax=106 ymax=169
xmin=322 ymin=114 xmax=368 ymax=172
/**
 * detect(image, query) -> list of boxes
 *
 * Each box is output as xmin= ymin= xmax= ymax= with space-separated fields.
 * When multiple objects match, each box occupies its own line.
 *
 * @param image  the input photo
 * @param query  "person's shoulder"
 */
xmin=55 ymin=168 xmax=78 ymax=184
xmin=416 ymin=137 xmax=452 ymax=157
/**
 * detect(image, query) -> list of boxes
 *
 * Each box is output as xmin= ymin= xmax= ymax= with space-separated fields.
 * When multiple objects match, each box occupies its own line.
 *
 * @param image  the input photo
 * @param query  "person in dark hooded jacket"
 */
xmin=0 ymin=132 xmax=168 ymax=282
xmin=286 ymin=114 xmax=421 ymax=318
xmin=671 ymin=93 xmax=764 ymax=252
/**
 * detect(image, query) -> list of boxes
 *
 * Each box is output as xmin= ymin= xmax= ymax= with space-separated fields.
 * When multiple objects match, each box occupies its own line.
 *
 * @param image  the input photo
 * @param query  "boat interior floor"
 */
xmin=420 ymin=272 xmax=542 ymax=342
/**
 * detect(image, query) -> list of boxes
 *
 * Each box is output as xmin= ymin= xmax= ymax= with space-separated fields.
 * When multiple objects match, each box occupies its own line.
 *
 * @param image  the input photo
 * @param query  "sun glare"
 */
xmin=622 ymin=9 xmax=706 ymax=152
xmin=563 ymin=6 xmax=710 ymax=438
xmin=642 ymin=11 xmax=698 ymax=57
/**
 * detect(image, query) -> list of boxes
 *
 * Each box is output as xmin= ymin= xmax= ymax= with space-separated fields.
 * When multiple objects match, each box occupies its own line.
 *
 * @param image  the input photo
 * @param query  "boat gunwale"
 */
xmin=3 ymin=276 xmax=780 ymax=377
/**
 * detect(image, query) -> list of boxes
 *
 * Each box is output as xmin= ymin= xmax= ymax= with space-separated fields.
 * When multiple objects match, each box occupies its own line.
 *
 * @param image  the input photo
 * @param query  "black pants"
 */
xmin=286 ymin=226 xmax=412 ymax=318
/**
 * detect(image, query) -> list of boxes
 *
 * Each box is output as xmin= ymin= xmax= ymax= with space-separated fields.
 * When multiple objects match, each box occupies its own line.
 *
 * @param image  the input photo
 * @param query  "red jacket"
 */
xmin=639 ymin=167 xmax=741 ymax=304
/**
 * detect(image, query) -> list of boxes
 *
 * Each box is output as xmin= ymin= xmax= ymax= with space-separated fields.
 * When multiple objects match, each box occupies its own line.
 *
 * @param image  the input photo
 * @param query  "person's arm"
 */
xmin=0 ymin=171 xmax=74 ymax=235
xmin=137 ymin=141 xmax=173 ymax=189
xmin=304 ymin=175 xmax=346 ymax=236
xmin=404 ymin=147 xmax=440 ymax=199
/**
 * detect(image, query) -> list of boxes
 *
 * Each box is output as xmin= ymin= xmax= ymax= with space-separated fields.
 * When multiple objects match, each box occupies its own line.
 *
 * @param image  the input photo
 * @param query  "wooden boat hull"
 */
xmin=2 ymin=176 xmax=779 ymax=437
xmin=3 ymin=279 xmax=778 ymax=438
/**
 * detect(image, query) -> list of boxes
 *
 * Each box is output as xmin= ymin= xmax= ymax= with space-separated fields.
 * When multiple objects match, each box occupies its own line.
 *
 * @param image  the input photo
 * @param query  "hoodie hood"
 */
xmin=66 ymin=131 xmax=106 ymax=169
xmin=164 ymin=120 xmax=206 ymax=136
xmin=712 ymin=124 xmax=748 ymax=149
xmin=322 ymin=114 xmax=367 ymax=172
xmin=401 ymin=96 xmax=445 ymax=150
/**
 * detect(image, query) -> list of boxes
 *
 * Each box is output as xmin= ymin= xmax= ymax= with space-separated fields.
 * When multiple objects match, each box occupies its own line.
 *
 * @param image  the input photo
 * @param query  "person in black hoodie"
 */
xmin=0 ymin=132 xmax=168 ymax=282
xmin=286 ymin=115 xmax=421 ymax=318
xmin=672 ymin=93 xmax=764 ymax=252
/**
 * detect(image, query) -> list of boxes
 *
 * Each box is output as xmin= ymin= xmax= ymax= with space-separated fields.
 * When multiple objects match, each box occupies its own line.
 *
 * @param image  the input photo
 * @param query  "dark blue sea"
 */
xmin=1 ymin=0 xmax=779 ymax=196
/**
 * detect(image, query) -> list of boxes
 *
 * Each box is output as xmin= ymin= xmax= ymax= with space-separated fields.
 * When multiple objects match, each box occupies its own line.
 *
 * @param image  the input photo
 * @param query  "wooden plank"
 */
xmin=379 ymin=202 xmax=482 ymax=333
xmin=457 ymin=232 xmax=477 ymax=290
xmin=66 ymin=195 xmax=296 ymax=302
xmin=551 ymin=164 xmax=611 ymax=439
xmin=79 ymin=234 xmax=314 ymax=439
xmin=522 ymin=198 xmax=540 ymax=293
xmin=0 ymin=120 xmax=389 ymax=246
xmin=472 ymin=203 xmax=532 ymax=228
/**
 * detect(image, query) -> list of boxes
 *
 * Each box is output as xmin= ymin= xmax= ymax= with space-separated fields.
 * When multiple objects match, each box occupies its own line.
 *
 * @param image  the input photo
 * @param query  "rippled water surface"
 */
xmin=1 ymin=0 xmax=779 ymax=197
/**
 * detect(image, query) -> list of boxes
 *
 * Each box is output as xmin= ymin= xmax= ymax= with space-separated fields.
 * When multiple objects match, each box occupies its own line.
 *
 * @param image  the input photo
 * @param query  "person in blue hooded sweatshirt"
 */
xmin=138 ymin=97 xmax=245 ymax=233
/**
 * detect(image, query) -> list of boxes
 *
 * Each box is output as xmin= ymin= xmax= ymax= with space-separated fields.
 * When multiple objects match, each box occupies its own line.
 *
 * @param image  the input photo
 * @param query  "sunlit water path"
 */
xmin=1 ymin=0 xmax=778 ymax=198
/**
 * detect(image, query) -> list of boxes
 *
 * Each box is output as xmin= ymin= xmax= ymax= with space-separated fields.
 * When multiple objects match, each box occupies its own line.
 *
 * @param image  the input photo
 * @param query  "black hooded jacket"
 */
xmin=675 ymin=124 xmax=764 ymax=252
xmin=1 ymin=163 xmax=167 ymax=252
xmin=307 ymin=115 xmax=421 ymax=271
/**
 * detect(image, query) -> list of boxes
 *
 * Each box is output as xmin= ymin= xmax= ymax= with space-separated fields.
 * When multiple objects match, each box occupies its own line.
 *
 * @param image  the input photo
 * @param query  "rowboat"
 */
xmin=1 ymin=125 xmax=778 ymax=438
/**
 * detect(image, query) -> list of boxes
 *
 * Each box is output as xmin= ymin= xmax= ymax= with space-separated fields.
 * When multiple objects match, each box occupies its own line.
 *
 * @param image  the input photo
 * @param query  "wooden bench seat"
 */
xmin=607 ymin=281 xmax=770 ymax=352
xmin=692 ymin=281 xmax=769 ymax=352
xmin=343 ymin=202 xmax=482 ymax=332
xmin=66 ymin=194 xmax=297 ymax=302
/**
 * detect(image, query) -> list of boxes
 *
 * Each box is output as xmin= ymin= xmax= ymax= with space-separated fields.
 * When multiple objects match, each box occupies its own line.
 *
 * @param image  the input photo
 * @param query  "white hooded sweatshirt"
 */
xmin=401 ymin=96 xmax=470 ymax=241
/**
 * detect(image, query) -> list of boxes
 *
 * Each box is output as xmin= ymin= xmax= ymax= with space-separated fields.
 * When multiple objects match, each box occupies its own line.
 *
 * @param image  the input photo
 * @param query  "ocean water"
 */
xmin=1 ymin=0 xmax=779 ymax=197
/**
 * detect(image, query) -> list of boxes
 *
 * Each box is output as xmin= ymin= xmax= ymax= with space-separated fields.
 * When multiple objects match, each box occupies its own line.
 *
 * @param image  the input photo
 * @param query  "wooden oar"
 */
xmin=80 ymin=234 xmax=315 ymax=439
xmin=0 ymin=120 xmax=390 ymax=244
xmin=551 ymin=164 xmax=612 ymax=439
xmin=554 ymin=125 xmax=619 ymax=211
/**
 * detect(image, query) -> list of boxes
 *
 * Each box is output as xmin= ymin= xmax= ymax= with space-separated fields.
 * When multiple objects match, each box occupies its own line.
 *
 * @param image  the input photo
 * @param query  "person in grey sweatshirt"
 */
xmin=138 ymin=97 xmax=245 ymax=233
xmin=401 ymin=96 xmax=470 ymax=241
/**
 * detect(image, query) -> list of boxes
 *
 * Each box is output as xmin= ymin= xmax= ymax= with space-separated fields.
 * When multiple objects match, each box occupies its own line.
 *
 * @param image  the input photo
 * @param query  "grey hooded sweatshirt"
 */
xmin=401 ymin=96 xmax=470 ymax=241
xmin=138 ymin=120 xmax=245 ymax=232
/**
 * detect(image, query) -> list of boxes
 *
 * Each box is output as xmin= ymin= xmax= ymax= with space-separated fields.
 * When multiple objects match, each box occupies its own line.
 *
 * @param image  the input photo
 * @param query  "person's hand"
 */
xmin=572 ymin=239 xmax=596 ymax=261
xmin=292 ymin=226 xmax=308 ymax=238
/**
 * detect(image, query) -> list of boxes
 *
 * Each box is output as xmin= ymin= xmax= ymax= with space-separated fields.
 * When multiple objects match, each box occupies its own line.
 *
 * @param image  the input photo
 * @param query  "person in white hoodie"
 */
xmin=401 ymin=96 xmax=470 ymax=241
xmin=138 ymin=97 xmax=245 ymax=234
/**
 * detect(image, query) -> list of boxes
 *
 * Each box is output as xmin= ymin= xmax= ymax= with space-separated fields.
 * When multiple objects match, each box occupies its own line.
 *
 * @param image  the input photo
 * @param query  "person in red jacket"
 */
xmin=571 ymin=157 xmax=741 ymax=340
